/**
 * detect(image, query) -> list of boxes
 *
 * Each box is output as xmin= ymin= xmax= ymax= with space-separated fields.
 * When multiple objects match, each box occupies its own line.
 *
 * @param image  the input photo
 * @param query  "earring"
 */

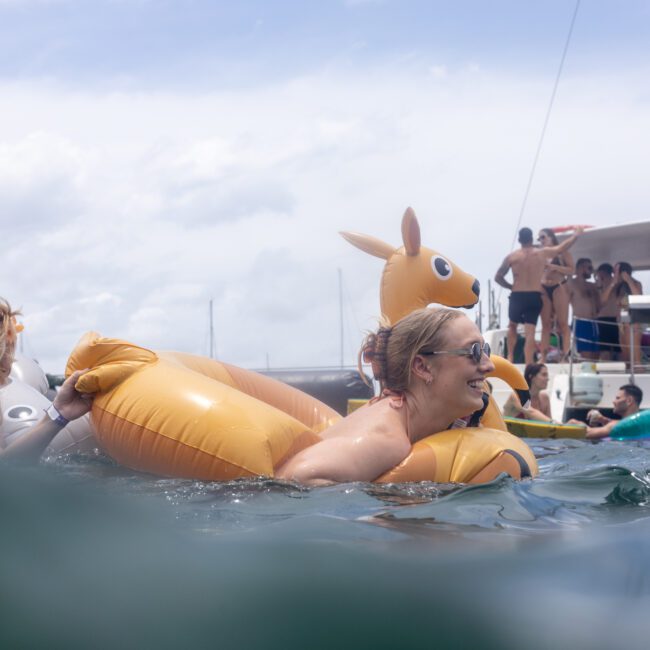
xmin=426 ymin=377 xmax=432 ymax=386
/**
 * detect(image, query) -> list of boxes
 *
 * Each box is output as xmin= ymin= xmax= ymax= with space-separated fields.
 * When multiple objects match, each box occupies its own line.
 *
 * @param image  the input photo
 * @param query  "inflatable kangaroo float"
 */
xmin=341 ymin=207 xmax=530 ymax=430
xmin=61 ymin=206 xmax=536 ymax=483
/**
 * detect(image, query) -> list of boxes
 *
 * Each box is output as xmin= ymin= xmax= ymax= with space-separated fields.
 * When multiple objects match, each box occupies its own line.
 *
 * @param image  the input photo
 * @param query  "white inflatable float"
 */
xmin=2 ymin=354 xmax=96 ymax=456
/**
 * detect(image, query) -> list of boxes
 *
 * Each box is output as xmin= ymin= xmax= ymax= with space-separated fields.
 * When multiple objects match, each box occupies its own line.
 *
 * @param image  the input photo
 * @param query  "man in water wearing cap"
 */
xmin=495 ymin=227 xmax=583 ymax=365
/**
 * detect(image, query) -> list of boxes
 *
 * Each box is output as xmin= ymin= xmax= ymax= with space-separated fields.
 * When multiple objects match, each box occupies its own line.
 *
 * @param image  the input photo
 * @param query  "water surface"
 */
xmin=2 ymin=438 xmax=650 ymax=649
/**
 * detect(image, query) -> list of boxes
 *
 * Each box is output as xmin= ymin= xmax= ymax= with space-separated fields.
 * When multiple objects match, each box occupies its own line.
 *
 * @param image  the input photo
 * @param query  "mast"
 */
xmin=338 ymin=268 xmax=344 ymax=367
xmin=209 ymin=299 xmax=215 ymax=359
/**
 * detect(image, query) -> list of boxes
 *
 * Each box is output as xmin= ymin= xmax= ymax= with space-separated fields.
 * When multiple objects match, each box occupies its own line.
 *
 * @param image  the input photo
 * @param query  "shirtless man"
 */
xmin=495 ymin=227 xmax=583 ymax=365
xmin=595 ymin=263 xmax=619 ymax=360
xmin=567 ymin=258 xmax=600 ymax=360
xmin=568 ymin=384 xmax=642 ymax=440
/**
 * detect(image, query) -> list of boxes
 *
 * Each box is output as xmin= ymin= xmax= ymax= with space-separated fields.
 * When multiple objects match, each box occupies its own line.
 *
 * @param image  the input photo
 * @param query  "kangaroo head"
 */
xmin=341 ymin=207 xmax=480 ymax=323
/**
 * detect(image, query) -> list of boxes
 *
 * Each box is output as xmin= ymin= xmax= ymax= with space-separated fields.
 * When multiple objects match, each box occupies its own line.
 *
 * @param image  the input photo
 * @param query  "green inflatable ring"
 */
xmin=610 ymin=410 xmax=650 ymax=440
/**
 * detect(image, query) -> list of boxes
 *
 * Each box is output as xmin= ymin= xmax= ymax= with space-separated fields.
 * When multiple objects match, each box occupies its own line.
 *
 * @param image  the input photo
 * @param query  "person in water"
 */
xmin=275 ymin=307 xmax=494 ymax=486
xmin=568 ymin=384 xmax=643 ymax=440
xmin=538 ymin=228 xmax=573 ymax=363
xmin=495 ymin=226 xmax=583 ymax=366
xmin=0 ymin=298 xmax=93 ymax=462
xmin=503 ymin=363 xmax=552 ymax=422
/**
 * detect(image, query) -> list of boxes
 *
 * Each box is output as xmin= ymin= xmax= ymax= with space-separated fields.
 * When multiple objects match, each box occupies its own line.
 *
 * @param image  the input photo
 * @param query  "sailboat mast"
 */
xmin=209 ymin=299 xmax=215 ymax=359
xmin=338 ymin=268 xmax=344 ymax=368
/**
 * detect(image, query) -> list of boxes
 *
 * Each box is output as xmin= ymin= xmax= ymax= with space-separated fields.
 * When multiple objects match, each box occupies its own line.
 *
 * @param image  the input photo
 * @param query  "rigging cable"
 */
xmin=509 ymin=0 xmax=581 ymax=252
xmin=496 ymin=0 xmax=581 ymax=313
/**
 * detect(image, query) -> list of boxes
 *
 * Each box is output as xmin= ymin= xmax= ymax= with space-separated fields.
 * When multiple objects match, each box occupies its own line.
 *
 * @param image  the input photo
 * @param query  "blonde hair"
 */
xmin=0 ymin=297 xmax=21 ymax=360
xmin=360 ymin=307 xmax=464 ymax=393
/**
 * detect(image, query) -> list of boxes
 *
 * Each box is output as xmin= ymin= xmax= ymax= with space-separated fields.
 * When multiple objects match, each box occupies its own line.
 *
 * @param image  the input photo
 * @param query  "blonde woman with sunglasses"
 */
xmin=276 ymin=307 xmax=495 ymax=486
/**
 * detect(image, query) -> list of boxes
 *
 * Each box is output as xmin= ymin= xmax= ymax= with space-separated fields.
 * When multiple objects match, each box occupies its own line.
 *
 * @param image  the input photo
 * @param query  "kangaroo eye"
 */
xmin=432 ymin=256 xmax=453 ymax=280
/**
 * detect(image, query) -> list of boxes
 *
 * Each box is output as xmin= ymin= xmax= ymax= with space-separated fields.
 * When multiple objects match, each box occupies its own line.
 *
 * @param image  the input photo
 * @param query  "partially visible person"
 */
xmin=568 ymin=384 xmax=643 ymax=440
xmin=595 ymin=263 xmax=619 ymax=360
xmin=538 ymin=228 xmax=573 ymax=363
xmin=503 ymin=363 xmax=552 ymax=422
xmin=276 ymin=307 xmax=495 ymax=485
xmin=0 ymin=298 xmax=20 ymax=385
xmin=1 ymin=297 xmax=94 ymax=462
xmin=600 ymin=262 xmax=644 ymax=365
xmin=567 ymin=258 xmax=600 ymax=360
xmin=0 ymin=370 xmax=93 ymax=461
xmin=495 ymin=226 xmax=583 ymax=365
xmin=615 ymin=262 xmax=643 ymax=366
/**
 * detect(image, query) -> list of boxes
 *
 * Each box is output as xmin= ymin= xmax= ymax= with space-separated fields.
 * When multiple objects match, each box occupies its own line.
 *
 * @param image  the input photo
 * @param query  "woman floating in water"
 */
xmin=503 ymin=363 xmax=552 ymax=422
xmin=276 ymin=307 xmax=495 ymax=485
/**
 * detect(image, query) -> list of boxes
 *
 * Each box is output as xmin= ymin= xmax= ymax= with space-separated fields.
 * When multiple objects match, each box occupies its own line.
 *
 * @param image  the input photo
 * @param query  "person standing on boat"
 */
xmin=538 ymin=228 xmax=574 ymax=363
xmin=600 ymin=262 xmax=644 ymax=366
xmin=568 ymin=384 xmax=642 ymax=439
xmin=567 ymin=258 xmax=600 ymax=360
xmin=595 ymin=263 xmax=619 ymax=361
xmin=495 ymin=227 xmax=583 ymax=365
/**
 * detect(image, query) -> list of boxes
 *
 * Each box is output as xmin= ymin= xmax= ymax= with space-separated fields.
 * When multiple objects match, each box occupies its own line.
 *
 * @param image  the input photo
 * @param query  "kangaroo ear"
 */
xmin=340 ymin=231 xmax=396 ymax=260
xmin=401 ymin=207 xmax=421 ymax=256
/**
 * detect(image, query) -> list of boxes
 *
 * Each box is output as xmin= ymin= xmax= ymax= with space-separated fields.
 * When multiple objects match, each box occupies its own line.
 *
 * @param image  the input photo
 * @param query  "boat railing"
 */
xmin=569 ymin=315 xmax=650 ymax=400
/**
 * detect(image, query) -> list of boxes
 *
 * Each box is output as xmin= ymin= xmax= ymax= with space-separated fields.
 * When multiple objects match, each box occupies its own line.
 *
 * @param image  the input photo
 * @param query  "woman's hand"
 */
xmin=52 ymin=369 xmax=94 ymax=422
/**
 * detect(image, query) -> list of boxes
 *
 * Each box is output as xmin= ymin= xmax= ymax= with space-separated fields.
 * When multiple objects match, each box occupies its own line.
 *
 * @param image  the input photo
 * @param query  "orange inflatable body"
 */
xmin=67 ymin=333 xmax=337 ymax=480
xmin=377 ymin=427 xmax=537 ymax=483
xmin=66 ymin=332 xmax=537 ymax=483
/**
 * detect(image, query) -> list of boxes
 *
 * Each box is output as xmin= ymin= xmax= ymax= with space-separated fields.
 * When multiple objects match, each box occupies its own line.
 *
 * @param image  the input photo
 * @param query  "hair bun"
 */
xmin=362 ymin=327 xmax=391 ymax=381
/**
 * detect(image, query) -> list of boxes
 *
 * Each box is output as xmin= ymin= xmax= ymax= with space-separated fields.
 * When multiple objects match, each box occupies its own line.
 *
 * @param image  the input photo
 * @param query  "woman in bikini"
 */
xmin=503 ymin=363 xmax=552 ymax=422
xmin=276 ymin=307 xmax=495 ymax=486
xmin=603 ymin=262 xmax=644 ymax=366
xmin=538 ymin=228 xmax=573 ymax=362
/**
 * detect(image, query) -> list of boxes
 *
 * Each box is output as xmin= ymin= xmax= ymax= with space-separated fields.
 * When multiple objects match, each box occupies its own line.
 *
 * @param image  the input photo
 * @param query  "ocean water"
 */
xmin=2 ymin=438 xmax=650 ymax=649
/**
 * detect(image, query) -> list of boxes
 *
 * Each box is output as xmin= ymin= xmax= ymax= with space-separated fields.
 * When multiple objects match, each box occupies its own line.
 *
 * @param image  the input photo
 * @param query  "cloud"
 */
xmin=3 ymin=63 xmax=650 ymax=372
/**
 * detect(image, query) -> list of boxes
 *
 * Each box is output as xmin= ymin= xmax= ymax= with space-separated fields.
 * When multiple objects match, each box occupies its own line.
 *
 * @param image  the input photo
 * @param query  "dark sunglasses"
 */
xmin=421 ymin=341 xmax=491 ymax=364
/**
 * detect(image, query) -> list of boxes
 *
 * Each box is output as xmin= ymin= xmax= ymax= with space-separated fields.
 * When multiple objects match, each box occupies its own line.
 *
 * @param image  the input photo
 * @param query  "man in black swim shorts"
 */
xmin=496 ymin=226 xmax=583 ymax=364
xmin=508 ymin=291 xmax=543 ymax=327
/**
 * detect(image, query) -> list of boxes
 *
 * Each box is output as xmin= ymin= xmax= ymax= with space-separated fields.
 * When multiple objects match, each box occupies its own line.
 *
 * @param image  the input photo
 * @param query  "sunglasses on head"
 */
xmin=421 ymin=341 xmax=491 ymax=364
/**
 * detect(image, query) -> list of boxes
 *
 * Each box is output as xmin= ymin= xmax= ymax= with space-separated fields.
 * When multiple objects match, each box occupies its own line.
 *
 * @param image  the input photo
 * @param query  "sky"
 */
xmin=2 ymin=0 xmax=650 ymax=373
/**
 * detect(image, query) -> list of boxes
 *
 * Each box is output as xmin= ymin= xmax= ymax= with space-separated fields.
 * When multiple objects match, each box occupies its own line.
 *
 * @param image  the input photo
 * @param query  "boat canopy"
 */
xmin=556 ymin=221 xmax=650 ymax=271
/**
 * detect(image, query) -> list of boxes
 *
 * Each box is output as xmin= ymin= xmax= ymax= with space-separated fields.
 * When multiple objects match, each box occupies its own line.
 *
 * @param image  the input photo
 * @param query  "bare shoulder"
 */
xmin=277 ymin=400 xmax=411 ymax=484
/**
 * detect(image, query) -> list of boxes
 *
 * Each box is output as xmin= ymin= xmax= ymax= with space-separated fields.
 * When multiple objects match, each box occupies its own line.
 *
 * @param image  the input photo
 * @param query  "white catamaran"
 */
xmin=484 ymin=221 xmax=650 ymax=424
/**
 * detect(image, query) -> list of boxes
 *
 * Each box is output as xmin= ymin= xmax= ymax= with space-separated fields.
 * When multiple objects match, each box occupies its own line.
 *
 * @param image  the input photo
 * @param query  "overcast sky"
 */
xmin=2 ymin=0 xmax=650 ymax=372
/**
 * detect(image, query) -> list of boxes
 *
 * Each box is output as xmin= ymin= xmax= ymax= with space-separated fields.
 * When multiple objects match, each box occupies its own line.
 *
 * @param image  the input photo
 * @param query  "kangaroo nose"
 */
xmin=472 ymin=279 xmax=480 ymax=298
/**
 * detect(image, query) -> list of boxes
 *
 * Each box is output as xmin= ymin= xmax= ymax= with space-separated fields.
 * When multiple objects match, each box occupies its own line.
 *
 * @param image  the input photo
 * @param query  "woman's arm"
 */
xmin=504 ymin=391 xmax=551 ymax=422
xmin=275 ymin=434 xmax=409 ymax=486
xmin=621 ymin=273 xmax=643 ymax=296
xmin=0 ymin=370 xmax=92 ymax=462
xmin=537 ymin=392 xmax=552 ymax=419
xmin=544 ymin=228 xmax=584 ymax=259
xmin=545 ymin=251 xmax=574 ymax=276
xmin=600 ymin=281 xmax=616 ymax=304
